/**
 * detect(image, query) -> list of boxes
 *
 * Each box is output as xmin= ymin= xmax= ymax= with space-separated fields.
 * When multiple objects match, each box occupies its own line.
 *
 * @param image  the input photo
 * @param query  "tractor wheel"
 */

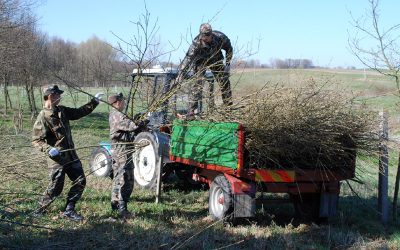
xmin=209 ymin=175 xmax=233 ymax=220
xmin=89 ymin=147 xmax=112 ymax=178
xmin=133 ymin=132 xmax=160 ymax=190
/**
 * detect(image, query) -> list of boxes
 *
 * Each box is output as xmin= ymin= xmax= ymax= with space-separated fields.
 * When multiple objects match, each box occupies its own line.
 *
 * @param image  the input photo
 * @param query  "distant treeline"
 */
xmin=1 ymin=0 xmax=355 ymax=116
xmin=236 ymin=58 xmax=314 ymax=69
xmin=0 ymin=0 xmax=136 ymax=115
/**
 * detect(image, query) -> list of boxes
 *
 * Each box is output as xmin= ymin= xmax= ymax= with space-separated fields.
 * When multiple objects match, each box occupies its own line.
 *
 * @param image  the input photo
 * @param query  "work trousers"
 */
xmin=39 ymin=158 xmax=86 ymax=207
xmin=189 ymin=62 xmax=232 ymax=113
xmin=111 ymin=145 xmax=134 ymax=203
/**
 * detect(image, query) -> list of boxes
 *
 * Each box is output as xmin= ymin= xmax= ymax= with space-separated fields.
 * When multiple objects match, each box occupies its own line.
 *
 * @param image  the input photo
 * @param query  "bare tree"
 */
xmin=348 ymin=0 xmax=400 ymax=220
xmin=112 ymin=3 xmax=166 ymax=116
xmin=77 ymin=35 xmax=119 ymax=88
xmin=349 ymin=0 xmax=400 ymax=90
xmin=0 ymin=0 xmax=38 ymax=114
xmin=49 ymin=38 xmax=80 ymax=77
xmin=18 ymin=22 xmax=49 ymax=115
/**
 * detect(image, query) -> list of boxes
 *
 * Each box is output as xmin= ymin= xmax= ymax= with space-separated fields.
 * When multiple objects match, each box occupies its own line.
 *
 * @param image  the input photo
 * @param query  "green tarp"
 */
xmin=170 ymin=120 xmax=240 ymax=170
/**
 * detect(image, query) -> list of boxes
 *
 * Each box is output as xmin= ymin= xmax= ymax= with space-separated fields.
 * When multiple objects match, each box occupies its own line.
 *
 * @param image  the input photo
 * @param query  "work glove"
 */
xmin=48 ymin=147 xmax=60 ymax=158
xmin=224 ymin=63 xmax=231 ymax=74
xmin=94 ymin=92 xmax=104 ymax=103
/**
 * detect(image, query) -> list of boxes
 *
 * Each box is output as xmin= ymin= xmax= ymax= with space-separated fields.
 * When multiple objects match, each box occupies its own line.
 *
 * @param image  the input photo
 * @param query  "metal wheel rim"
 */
xmin=93 ymin=153 xmax=108 ymax=176
xmin=134 ymin=139 xmax=156 ymax=186
xmin=210 ymin=185 xmax=224 ymax=218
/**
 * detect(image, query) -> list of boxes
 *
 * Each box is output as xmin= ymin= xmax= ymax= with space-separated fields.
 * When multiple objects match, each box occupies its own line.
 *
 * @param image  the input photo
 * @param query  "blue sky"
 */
xmin=35 ymin=0 xmax=399 ymax=68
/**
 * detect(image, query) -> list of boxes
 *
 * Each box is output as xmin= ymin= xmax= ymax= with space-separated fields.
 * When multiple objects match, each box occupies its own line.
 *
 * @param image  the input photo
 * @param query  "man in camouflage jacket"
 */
xmin=108 ymin=93 xmax=146 ymax=218
xmin=177 ymin=23 xmax=233 ymax=115
xmin=32 ymin=85 xmax=103 ymax=221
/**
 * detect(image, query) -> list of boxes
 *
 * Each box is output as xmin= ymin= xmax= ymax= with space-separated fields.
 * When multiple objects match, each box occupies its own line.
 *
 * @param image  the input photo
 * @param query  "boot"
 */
xmin=62 ymin=202 xmax=84 ymax=222
xmin=118 ymin=201 xmax=132 ymax=219
xmin=111 ymin=201 xmax=118 ymax=211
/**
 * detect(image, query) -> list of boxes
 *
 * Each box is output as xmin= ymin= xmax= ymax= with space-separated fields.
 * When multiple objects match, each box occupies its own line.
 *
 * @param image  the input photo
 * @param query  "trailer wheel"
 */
xmin=133 ymin=132 xmax=160 ymax=190
xmin=89 ymin=147 xmax=112 ymax=177
xmin=209 ymin=175 xmax=233 ymax=220
xmin=291 ymin=193 xmax=321 ymax=222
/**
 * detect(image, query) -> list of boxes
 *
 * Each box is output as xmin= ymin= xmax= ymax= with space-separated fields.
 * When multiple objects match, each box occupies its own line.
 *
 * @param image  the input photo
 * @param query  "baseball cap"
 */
xmin=43 ymin=85 xmax=64 ymax=96
xmin=108 ymin=93 xmax=124 ymax=104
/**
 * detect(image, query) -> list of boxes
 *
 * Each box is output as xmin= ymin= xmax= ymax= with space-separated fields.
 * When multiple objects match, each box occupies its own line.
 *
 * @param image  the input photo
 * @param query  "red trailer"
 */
xmin=132 ymin=119 xmax=356 ymax=222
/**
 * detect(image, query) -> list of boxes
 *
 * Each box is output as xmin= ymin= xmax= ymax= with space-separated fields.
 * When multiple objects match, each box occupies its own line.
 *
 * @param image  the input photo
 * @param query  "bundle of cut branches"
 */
xmin=207 ymin=79 xmax=379 ymax=170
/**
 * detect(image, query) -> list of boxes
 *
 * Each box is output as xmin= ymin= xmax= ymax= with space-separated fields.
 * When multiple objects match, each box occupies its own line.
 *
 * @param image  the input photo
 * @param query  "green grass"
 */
xmin=1 ymin=68 xmax=400 ymax=249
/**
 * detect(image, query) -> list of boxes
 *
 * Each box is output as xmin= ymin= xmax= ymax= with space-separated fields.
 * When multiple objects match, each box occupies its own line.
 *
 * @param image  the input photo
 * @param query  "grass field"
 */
xmin=1 ymin=68 xmax=400 ymax=249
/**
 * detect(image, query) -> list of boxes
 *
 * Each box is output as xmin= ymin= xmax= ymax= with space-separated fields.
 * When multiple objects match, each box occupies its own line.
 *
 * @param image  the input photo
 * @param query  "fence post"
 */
xmin=155 ymin=156 xmax=163 ymax=204
xmin=378 ymin=110 xmax=389 ymax=224
xmin=393 ymin=154 xmax=400 ymax=221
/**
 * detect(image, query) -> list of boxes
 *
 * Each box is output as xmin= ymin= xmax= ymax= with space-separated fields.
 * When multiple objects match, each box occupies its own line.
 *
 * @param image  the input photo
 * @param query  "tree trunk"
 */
xmin=4 ymin=73 xmax=12 ymax=115
xmin=30 ymin=82 xmax=37 ymax=115
xmin=3 ymin=74 xmax=7 ymax=114
xmin=24 ymin=72 xmax=33 ymax=114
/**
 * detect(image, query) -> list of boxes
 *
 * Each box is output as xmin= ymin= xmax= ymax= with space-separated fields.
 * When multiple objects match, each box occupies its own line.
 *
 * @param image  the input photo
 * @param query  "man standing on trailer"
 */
xmin=32 ymin=85 xmax=103 ymax=221
xmin=177 ymin=23 xmax=233 ymax=115
xmin=108 ymin=93 xmax=147 ymax=219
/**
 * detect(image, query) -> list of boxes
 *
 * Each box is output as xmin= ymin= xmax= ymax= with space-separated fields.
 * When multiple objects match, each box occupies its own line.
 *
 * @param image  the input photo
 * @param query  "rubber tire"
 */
xmin=133 ymin=132 xmax=160 ymax=190
xmin=209 ymin=175 xmax=233 ymax=221
xmin=89 ymin=147 xmax=112 ymax=177
xmin=291 ymin=193 xmax=321 ymax=222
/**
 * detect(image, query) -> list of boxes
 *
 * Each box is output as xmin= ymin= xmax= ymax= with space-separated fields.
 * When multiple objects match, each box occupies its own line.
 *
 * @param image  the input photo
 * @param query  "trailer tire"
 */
xmin=89 ymin=147 xmax=112 ymax=178
xmin=133 ymin=132 xmax=160 ymax=190
xmin=209 ymin=175 xmax=233 ymax=221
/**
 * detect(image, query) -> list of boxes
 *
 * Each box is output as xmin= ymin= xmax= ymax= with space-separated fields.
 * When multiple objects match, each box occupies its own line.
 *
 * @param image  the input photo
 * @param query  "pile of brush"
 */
xmin=207 ymin=79 xmax=379 ymax=170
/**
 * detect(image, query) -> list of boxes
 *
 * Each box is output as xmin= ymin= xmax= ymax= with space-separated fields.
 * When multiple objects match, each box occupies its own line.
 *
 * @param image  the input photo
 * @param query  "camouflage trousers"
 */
xmin=39 ymin=158 xmax=86 ymax=207
xmin=189 ymin=63 xmax=232 ymax=113
xmin=111 ymin=146 xmax=134 ymax=203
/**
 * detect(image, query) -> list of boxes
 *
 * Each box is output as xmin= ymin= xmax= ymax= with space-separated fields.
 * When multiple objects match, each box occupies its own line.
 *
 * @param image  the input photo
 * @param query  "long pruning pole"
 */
xmin=53 ymin=72 xmax=140 ymax=121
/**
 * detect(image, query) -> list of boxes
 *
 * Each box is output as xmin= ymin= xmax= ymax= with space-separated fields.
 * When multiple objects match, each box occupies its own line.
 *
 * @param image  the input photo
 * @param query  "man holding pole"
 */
xmin=32 ymin=85 xmax=103 ymax=221
xmin=177 ymin=23 xmax=233 ymax=115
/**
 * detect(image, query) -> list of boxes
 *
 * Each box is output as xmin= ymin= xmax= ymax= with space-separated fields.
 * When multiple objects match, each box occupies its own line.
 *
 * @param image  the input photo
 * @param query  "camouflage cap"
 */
xmin=199 ymin=23 xmax=212 ymax=35
xmin=43 ymin=85 xmax=64 ymax=96
xmin=108 ymin=93 xmax=124 ymax=104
